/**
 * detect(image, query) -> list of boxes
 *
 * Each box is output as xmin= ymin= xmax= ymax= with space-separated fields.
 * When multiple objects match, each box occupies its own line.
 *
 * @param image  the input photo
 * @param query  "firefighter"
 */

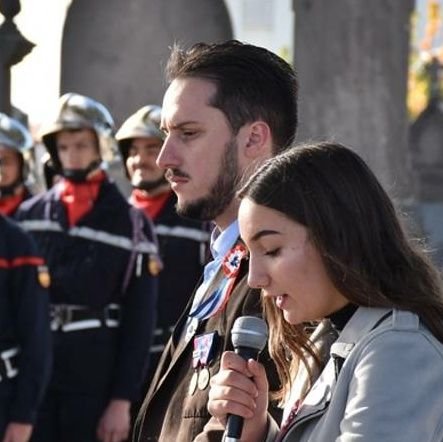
xmin=0 ymin=113 xmax=34 ymax=217
xmin=0 ymin=214 xmax=51 ymax=442
xmin=116 ymin=105 xmax=209 ymax=386
xmin=16 ymin=93 xmax=159 ymax=442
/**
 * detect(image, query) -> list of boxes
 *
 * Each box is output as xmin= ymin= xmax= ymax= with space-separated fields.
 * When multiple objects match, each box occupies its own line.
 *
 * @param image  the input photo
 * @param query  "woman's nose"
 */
xmin=247 ymin=259 xmax=269 ymax=289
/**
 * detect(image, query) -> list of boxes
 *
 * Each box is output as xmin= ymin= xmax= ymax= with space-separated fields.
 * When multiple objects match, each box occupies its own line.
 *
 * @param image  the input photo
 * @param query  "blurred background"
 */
xmin=3 ymin=0 xmax=443 ymax=266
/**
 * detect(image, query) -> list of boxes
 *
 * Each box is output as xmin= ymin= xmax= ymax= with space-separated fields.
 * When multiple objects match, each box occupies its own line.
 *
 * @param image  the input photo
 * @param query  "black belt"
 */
xmin=0 ymin=347 xmax=19 ymax=382
xmin=50 ymin=304 xmax=121 ymax=332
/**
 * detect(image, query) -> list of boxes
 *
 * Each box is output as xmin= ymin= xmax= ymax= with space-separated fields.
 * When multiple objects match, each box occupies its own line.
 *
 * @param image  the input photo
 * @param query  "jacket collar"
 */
xmin=290 ymin=307 xmax=392 ymax=427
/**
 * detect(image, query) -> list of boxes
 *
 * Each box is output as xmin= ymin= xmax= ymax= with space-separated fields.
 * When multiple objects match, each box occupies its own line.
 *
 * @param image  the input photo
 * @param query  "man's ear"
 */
xmin=243 ymin=121 xmax=272 ymax=159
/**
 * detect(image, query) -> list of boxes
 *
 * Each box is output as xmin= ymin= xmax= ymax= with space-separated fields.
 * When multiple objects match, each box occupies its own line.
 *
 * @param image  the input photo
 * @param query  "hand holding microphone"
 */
xmin=207 ymin=316 xmax=269 ymax=442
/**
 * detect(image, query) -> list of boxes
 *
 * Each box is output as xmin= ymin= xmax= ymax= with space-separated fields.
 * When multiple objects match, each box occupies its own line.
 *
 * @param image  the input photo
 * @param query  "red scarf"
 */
xmin=0 ymin=190 xmax=25 ymax=216
xmin=130 ymin=188 xmax=170 ymax=220
xmin=60 ymin=171 xmax=106 ymax=226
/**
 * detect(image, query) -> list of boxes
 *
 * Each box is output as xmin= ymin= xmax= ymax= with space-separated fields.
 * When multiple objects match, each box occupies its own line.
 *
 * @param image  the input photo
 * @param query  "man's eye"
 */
xmin=265 ymin=248 xmax=280 ymax=257
xmin=182 ymin=130 xmax=197 ymax=137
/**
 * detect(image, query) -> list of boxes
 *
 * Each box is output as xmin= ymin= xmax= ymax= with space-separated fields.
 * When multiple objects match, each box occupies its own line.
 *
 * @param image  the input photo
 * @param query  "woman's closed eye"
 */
xmin=264 ymin=248 xmax=281 ymax=257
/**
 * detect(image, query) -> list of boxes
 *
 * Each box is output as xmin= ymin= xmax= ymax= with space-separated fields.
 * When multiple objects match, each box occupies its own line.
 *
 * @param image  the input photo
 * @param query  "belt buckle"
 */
xmin=0 ymin=347 xmax=19 ymax=381
xmin=50 ymin=304 xmax=74 ymax=330
xmin=103 ymin=304 xmax=120 ymax=328
xmin=61 ymin=305 xmax=74 ymax=324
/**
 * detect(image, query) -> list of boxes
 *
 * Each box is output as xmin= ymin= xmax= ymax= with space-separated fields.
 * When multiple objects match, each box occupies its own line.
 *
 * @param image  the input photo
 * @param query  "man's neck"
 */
xmin=213 ymin=200 xmax=239 ymax=231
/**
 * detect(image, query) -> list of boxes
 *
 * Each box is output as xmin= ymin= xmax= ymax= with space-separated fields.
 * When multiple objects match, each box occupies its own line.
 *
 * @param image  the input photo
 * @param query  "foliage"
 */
xmin=408 ymin=0 xmax=443 ymax=120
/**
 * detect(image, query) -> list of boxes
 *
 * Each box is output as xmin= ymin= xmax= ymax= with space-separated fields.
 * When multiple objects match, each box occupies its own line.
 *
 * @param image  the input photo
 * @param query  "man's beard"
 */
xmin=176 ymin=138 xmax=240 ymax=221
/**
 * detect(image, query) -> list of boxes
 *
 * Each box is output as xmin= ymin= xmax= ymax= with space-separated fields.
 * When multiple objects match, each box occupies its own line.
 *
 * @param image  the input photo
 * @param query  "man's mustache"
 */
xmin=165 ymin=169 xmax=190 ymax=180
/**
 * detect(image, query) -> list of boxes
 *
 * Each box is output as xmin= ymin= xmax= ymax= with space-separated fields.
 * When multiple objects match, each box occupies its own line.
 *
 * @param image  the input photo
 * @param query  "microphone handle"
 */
xmin=225 ymin=414 xmax=243 ymax=441
xmin=235 ymin=346 xmax=260 ymax=361
xmin=224 ymin=346 xmax=261 ymax=441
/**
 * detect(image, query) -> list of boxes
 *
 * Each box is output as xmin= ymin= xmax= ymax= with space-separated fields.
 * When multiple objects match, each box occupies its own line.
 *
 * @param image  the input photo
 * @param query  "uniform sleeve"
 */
xmin=9 ymin=231 xmax=52 ymax=424
xmin=338 ymin=331 xmax=443 ymax=441
xmin=110 ymin=220 xmax=159 ymax=401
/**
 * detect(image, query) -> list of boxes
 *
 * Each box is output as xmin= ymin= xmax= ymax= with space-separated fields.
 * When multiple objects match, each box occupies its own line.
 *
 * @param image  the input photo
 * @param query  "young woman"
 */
xmin=207 ymin=142 xmax=443 ymax=442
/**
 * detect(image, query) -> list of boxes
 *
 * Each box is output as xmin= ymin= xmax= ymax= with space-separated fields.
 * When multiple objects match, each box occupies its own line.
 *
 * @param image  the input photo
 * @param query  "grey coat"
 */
xmin=266 ymin=307 xmax=443 ymax=442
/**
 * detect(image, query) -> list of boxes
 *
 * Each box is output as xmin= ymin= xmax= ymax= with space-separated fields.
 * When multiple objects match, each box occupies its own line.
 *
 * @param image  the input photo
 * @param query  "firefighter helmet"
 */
xmin=0 ymin=113 xmax=33 ymax=153
xmin=0 ymin=113 xmax=33 ymax=189
xmin=40 ymin=93 xmax=116 ymax=172
xmin=115 ymin=105 xmax=164 ymax=170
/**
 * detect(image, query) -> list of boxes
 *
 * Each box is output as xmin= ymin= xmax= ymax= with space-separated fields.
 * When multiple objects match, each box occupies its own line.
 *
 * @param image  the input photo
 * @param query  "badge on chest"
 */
xmin=189 ymin=331 xmax=219 ymax=395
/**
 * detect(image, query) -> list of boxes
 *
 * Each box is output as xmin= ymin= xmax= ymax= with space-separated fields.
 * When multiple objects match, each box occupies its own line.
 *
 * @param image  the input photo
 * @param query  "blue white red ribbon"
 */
xmin=189 ymin=244 xmax=248 ymax=320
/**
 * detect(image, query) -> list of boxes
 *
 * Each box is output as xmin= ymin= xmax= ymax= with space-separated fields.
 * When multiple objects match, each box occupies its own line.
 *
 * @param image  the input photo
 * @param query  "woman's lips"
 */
xmin=275 ymin=294 xmax=288 ymax=310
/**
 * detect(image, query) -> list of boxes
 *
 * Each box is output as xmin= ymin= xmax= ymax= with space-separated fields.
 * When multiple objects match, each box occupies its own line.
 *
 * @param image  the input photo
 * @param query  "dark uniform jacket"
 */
xmin=144 ymin=192 xmax=209 ymax=383
xmin=0 ymin=215 xmax=51 ymax=426
xmin=16 ymin=178 xmax=158 ymax=401
xmin=133 ymin=237 xmax=280 ymax=442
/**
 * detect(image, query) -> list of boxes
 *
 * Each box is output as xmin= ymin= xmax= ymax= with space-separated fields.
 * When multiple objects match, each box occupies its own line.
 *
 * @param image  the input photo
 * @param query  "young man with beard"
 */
xmin=133 ymin=40 xmax=298 ymax=442
xmin=16 ymin=93 xmax=159 ymax=442
xmin=116 ymin=105 xmax=209 ymax=386
xmin=0 ymin=114 xmax=34 ymax=217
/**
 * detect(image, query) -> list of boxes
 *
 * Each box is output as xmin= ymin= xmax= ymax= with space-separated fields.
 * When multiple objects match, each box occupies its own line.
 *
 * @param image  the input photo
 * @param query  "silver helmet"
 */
xmin=40 ymin=93 xmax=116 ymax=172
xmin=115 ymin=105 xmax=164 ymax=172
xmin=0 ymin=113 xmax=33 ymax=154
xmin=0 ymin=113 xmax=33 ymax=187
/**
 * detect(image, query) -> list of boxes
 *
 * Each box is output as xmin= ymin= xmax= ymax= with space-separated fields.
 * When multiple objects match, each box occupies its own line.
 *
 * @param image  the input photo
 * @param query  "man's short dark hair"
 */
xmin=166 ymin=40 xmax=298 ymax=153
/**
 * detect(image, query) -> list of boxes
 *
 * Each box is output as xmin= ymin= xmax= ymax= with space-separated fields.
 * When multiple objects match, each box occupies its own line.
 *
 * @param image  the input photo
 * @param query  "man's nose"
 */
xmin=156 ymin=136 xmax=177 ymax=170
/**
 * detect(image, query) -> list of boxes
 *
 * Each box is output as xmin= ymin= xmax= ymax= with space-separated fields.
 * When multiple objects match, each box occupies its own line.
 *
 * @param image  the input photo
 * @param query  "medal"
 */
xmin=192 ymin=332 xmax=217 ymax=392
xmin=188 ymin=371 xmax=199 ymax=395
xmin=193 ymin=332 xmax=218 ymax=367
xmin=148 ymin=254 xmax=162 ymax=276
xmin=185 ymin=317 xmax=199 ymax=343
xmin=198 ymin=366 xmax=210 ymax=390
xmin=37 ymin=265 xmax=51 ymax=288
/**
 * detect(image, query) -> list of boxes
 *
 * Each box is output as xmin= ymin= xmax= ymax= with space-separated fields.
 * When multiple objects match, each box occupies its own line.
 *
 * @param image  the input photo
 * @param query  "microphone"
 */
xmin=224 ymin=316 xmax=269 ymax=442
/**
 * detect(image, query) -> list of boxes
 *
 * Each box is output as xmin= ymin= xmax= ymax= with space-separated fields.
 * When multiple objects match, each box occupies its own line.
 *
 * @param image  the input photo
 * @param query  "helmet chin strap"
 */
xmin=62 ymin=160 xmax=102 ymax=183
xmin=0 ymin=179 xmax=23 ymax=198
xmin=133 ymin=175 xmax=168 ymax=192
xmin=0 ymin=157 xmax=25 ymax=197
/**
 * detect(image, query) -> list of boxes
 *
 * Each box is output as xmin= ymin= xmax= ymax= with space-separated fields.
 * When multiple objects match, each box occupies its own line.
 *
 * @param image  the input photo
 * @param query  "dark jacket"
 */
xmin=0 ymin=215 xmax=51 ymax=424
xmin=133 ymin=237 xmax=280 ymax=442
xmin=16 ymin=178 xmax=158 ymax=401
xmin=143 ymin=192 xmax=210 ymax=384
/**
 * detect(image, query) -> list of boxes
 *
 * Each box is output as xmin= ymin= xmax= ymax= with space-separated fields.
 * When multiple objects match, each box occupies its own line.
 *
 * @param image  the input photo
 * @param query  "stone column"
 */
xmin=61 ymin=0 xmax=233 ymax=126
xmin=293 ymin=0 xmax=414 ymax=201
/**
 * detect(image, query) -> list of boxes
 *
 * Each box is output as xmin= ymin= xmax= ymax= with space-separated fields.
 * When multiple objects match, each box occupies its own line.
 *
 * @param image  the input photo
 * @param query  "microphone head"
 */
xmin=231 ymin=316 xmax=268 ymax=352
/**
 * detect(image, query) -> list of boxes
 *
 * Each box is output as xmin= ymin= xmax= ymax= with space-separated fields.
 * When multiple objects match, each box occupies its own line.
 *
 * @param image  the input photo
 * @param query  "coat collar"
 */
xmin=290 ymin=307 xmax=392 ymax=427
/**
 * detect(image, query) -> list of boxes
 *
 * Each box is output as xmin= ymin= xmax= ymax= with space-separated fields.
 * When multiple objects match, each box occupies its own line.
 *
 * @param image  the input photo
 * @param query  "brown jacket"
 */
xmin=133 ymin=238 xmax=280 ymax=442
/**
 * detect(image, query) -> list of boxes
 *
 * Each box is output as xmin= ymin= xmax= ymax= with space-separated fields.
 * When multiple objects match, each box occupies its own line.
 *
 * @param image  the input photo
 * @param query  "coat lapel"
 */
xmin=289 ymin=307 xmax=392 ymax=430
xmin=169 ymin=269 xmax=225 ymax=364
xmin=152 ymin=238 xmax=246 ymax=393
